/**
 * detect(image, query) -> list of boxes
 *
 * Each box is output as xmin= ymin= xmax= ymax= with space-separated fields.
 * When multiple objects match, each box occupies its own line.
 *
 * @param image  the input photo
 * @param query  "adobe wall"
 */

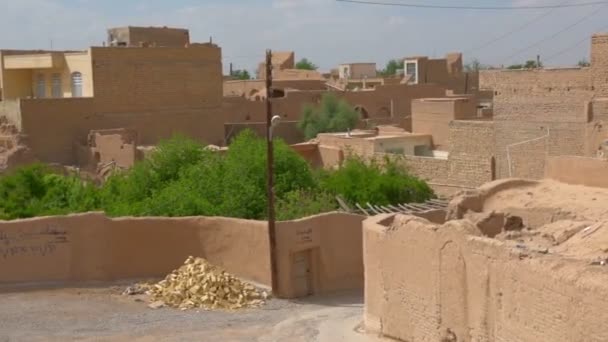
xmin=411 ymin=98 xmax=477 ymax=149
xmin=0 ymin=212 xmax=271 ymax=286
xmin=19 ymin=98 xmax=224 ymax=164
xmin=545 ymin=156 xmax=608 ymax=188
xmin=127 ymin=27 xmax=190 ymax=47
xmin=364 ymin=214 xmax=608 ymax=342
xmin=276 ymin=212 xmax=365 ymax=298
xmin=223 ymin=84 xmax=446 ymax=127
xmin=0 ymin=212 xmax=364 ymax=299
xmin=448 ymin=120 xmax=496 ymax=187
xmin=591 ymin=34 xmax=608 ymax=96
xmin=90 ymin=46 xmax=222 ymax=113
xmin=480 ymin=68 xmax=595 ymax=179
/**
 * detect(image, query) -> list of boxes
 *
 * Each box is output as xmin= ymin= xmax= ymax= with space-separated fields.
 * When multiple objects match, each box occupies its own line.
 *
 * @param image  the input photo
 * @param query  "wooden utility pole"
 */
xmin=265 ymin=49 xmax=279 ymax=294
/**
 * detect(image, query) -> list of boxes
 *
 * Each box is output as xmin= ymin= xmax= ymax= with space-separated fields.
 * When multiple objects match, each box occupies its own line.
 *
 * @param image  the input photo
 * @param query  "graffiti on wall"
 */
xmin=0 ymin=224 xmax=69 ymax=259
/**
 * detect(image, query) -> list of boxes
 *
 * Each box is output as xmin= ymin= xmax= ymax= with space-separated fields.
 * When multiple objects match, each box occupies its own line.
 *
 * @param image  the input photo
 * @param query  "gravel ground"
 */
xmin=0 ymin=284 xmax=382 ymax=342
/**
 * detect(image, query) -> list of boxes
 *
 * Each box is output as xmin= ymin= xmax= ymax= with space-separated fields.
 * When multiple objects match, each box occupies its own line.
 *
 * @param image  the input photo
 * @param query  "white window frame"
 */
xmin=36 ymin=73 xmax=46 ymax=98
xmin=51 ymin=73 xmax=62 ymax=98
xmin=405 ymin=60 xmax=419 ymax=84
xmin=71 ymin=72 xmax=83 ymax=97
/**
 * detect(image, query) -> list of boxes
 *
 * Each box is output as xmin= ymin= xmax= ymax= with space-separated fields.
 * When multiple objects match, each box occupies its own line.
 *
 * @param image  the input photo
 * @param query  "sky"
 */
xmin=1 ymin=0 xmax=607 ymax=73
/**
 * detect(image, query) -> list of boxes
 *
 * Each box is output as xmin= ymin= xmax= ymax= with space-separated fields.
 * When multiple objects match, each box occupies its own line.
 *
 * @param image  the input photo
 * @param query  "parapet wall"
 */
xmin=364 ymin=214 xmax=608 ymax=341
xmin=545 ymin=155 xmax=608 ymax=188
xmin=0 ymin=212 xmax=364 ymax=299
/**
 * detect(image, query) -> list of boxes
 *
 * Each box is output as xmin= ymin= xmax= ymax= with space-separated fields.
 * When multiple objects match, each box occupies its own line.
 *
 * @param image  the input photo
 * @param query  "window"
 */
xmin=71 ymin=72 xmax=83 ymax=97
xmin=36 ymin=74 xmax=46 ymax=98
xmin=405 ymin=61 xmax=418 ymax=84
xmin=51 ymin=73 xmax=62 ymax=98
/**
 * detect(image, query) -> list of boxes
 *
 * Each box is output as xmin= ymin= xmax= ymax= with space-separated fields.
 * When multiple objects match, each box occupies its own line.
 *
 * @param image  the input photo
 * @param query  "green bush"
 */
xmin=0 ymin=164 xmax=100 ymax=220
xmin=276 ymin=190 xmax=338 ymax=221
xmin=298 ymin=93 xmax=360 ymax=140
xmin=317 ymin=156 xmax=434 ymax=206
xmin=0 ymin=131 xmax=434 ymax=221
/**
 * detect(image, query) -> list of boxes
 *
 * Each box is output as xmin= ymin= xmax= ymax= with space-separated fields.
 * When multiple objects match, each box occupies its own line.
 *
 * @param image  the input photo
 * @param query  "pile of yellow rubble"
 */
xmin=142 ymin=256 xmax=268 ymax=310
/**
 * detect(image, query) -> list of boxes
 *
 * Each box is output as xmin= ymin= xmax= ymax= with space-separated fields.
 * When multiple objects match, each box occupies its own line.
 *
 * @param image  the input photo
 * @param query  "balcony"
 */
xmin=4 ymin=53 xmax=64 ymax=70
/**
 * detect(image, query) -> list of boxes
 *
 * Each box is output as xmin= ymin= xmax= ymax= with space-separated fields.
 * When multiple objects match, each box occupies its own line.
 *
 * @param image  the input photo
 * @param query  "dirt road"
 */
xmin=0 ymin=284 xmax=383 ymax=342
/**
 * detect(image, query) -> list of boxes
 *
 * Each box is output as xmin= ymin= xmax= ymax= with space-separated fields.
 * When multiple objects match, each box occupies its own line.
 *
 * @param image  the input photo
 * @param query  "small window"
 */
xmin=71 ymin=72 xmax=83 ymax=97
xmin=51 ymin=73 xmax=62 ymax=98
xmin=36 ymin=74 xmax=46 ymax=98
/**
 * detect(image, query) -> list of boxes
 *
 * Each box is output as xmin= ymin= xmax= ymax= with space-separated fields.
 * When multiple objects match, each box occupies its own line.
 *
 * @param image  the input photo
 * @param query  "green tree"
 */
xmin=507 ymin=60 xmax=542 ymax=69
xmin=231 ymin=69 xmax=251 ymax=80
xmin=0 ymin=133 xmax=436 ymax=221
xmin=379 ymin=59 xmax=403 ymax=76
xmin=295 ymin=58 xmax=318 ymax=70
xmin=317 ymin=156 xmax=434 ymax=206
xmin=578 ymin=58 xmax=591 ymax=67
xmin=298 ymin=93 xmax=360 ymax=140
xmin=0 ymin=164 xmax=100 ymax=220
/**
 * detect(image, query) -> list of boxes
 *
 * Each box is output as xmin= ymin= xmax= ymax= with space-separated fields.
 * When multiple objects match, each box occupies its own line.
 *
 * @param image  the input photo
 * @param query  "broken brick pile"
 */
xmin=143 ymin=256 xmax=268 ymax=310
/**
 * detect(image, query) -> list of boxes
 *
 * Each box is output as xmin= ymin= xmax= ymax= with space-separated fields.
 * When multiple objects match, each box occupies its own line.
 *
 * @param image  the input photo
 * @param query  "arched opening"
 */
xmin=354 ymin=105 xmax=369 ymax=119
xmin=491 ymin=156 xmax=496 ymax=181
xmin=71 ymin=72 xmax=83 ymax=97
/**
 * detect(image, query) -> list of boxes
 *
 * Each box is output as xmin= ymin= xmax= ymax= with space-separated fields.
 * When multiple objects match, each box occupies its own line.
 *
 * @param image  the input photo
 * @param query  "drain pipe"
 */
xmin=506 ymin=128 xmax=550 ymax=177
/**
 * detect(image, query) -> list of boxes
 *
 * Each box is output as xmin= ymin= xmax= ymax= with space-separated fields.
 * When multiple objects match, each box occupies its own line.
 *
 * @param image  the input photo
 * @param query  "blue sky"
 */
xmin=1 ymin=0 xmax=606 ymax=72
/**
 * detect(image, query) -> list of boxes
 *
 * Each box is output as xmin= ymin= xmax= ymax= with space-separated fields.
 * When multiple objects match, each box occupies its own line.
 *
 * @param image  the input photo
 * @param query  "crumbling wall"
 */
xmin=0 ymin=99 xmax=21 ymax=130
xmin=76 ymin=128 xmax=138 ymax=172
xmin=364 ymin=214 xmax=608 ymax=342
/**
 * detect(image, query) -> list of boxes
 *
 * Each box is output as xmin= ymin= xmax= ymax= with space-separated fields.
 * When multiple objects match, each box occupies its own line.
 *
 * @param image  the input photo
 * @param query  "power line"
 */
xmin=464 ymin=0 xmax=570 ymax=55
xmin=544 ymin=24 xmax=608 ymax=62
xmin=335 ymin=0 xmax=608 ymax=10
xmin=502 ymin=3 xmax=607 ymax=63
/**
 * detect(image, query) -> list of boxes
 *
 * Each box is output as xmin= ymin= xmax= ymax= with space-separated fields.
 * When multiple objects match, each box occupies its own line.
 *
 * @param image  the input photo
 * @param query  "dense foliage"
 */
xmin=298 ymin=93 xmax=360 ymax=140
xmin=295 ymin=58 xmax=318 ymax=71
xmin=231 ymin=69 xmax=251 ymax=80
xmin=378 ymin=59 xmax=403 ymax=76
xmin=507 ymin=60 xmax=542 ymax=70
xmin=0 ymin=131 xmax=435 ymax=221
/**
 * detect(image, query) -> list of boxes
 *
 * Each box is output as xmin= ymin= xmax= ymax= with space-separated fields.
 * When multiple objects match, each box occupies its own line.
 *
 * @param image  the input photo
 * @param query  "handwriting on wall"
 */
xmin=0 ymin=224 xmax=69 ymax=259
xmin=296 ymin=227 xmax=313 ymax=244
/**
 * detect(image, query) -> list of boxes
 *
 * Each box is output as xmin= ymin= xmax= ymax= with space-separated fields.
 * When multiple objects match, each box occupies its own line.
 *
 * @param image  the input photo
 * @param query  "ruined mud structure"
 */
xmin=364 ymin=179 xmax=608 ymax=341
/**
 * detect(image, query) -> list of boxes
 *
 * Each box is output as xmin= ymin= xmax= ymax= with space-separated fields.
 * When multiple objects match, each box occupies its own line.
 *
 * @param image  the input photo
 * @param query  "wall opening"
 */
xmin=355 ymin=105 xmax=369 ymax=119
